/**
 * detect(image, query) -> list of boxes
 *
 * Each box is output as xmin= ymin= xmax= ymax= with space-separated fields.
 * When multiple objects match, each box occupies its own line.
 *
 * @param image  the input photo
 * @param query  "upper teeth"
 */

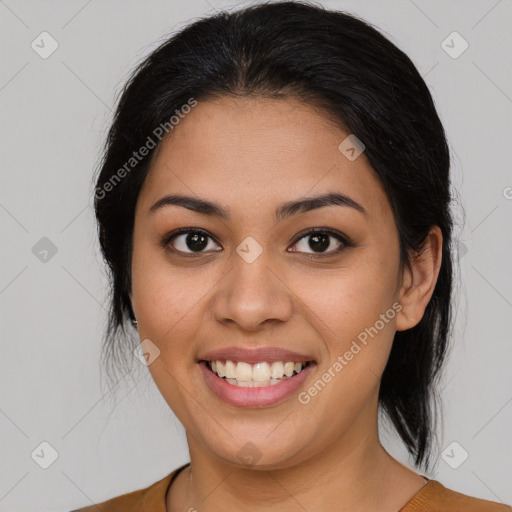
xmin=209 ymin=360 xmax=308 ymax=382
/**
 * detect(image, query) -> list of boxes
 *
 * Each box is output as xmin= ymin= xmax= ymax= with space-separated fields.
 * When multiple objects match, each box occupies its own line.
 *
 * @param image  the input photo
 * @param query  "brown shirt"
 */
xmin=71 ymin=463 xmax=512 ymax=512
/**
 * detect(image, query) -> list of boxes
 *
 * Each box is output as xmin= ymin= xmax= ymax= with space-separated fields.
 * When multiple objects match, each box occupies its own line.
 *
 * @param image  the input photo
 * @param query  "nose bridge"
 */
xmin=211 ymin=244 xmax=294 ymax=331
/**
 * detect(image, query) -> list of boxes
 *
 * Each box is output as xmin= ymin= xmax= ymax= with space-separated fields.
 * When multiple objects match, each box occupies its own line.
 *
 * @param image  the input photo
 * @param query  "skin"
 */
xmin=129 ymin=96 xmax=443 ymax=512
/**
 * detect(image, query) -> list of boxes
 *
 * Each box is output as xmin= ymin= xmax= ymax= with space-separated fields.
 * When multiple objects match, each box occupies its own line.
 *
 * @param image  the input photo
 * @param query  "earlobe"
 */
xmin=396 ymin=226 xmax=443 ymax=332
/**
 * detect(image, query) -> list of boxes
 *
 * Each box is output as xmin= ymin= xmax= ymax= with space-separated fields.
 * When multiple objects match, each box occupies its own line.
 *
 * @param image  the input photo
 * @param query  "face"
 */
xmin=130 ymin=96 xmax=407 ymax=469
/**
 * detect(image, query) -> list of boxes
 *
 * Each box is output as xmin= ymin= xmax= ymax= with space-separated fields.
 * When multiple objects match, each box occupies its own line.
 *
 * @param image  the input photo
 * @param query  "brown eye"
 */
xmin=289 ymin=228 xmax=351 ymax=255
xmin=166 ymin=229 xmax=221 ymax=254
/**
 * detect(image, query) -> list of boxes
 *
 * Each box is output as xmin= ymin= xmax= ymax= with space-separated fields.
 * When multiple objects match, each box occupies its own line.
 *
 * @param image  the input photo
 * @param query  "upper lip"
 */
xmin=198 ymin=346 xmax=315 ymax=364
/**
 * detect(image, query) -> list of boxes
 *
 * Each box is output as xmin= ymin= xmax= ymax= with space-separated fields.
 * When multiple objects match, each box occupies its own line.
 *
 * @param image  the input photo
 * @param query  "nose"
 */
xmin=211 ymin=254 xmax=294 ymax=333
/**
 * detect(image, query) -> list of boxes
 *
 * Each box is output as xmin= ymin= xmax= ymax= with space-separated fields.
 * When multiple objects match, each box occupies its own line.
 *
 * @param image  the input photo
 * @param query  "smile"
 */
xmin=198 ymin=359 xmax=316 ymax=407
xmin=205 ymin=360 xmax=312 ymax=387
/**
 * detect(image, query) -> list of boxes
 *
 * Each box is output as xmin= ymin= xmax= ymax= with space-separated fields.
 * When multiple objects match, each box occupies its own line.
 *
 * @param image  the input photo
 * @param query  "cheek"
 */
xmin=131 ymin=241 xmax=203 ymax=346
xmin=302 ymin=254 xmax=399 ymax=331
xmin=299 ymin=271 xmax=399 ymax=420
xmin=296 ymin=251 xmax=400 ymax=380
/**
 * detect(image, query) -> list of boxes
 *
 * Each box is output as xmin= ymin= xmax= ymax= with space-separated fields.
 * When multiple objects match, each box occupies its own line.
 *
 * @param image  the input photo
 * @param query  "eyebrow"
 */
xmin=149 ymin=192 xmax=366 ymax=220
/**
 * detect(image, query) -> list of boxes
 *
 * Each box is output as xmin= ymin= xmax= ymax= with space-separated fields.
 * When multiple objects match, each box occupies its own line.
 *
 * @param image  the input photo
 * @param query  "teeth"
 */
xmin=235 ymin=361 xmax=252 ymax=381
xmin=270 ymin=361 xmax=284 ymax=378
xmin=207 ymin=359 xmax=310 ymax=386
xmin=284 ymin=362 xmax=295 ymax=377
xmin=225 ymin=360 xmax=236 ymax=379
xmin=252 ymin=362 xmax=271 ymax=382
xmin=223 ymin=377 xmax=293 ymax=387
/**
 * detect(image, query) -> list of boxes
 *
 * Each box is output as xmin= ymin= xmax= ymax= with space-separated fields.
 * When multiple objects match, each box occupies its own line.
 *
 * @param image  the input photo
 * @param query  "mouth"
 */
xmin=201 ymin=359 xmax=314 ymax=387
xmin=198 ymin=356 xmax=317 ymax=408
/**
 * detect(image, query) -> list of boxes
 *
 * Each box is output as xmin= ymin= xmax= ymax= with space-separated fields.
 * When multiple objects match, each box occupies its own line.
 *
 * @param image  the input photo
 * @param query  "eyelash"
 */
xmin=161 ymin=227 xmax=353 ymax=259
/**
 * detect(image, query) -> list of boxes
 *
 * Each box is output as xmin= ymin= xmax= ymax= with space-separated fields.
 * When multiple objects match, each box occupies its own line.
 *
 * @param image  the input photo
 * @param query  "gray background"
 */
xmin=1 ymin=0 xmax=511 ymax=510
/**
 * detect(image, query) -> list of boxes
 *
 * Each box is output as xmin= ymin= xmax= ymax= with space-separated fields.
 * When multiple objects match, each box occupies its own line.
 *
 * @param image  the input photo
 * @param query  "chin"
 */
xmin=201 ymin=428 xmax=316 ymax=471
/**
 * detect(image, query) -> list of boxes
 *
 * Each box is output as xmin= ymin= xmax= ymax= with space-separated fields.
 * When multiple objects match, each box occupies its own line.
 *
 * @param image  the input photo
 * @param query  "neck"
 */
xmin=167 ymin=395 xmax=425 ymax=512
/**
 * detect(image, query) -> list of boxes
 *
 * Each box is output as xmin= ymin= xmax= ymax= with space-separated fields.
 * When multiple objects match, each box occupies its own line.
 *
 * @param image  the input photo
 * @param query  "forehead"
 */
xmin=138 ymin=96 xmax=389 ymax=220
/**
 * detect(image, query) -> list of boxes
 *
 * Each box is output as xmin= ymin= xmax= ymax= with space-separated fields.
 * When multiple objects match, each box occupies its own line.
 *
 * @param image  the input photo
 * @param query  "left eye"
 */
xmin=289 ymin=230 xmax=347 ymax=255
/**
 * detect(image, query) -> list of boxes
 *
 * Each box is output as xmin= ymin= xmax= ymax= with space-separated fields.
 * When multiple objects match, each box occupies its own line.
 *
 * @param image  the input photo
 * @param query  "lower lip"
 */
xmin=198 ymin=361 xmax=316 ymax=408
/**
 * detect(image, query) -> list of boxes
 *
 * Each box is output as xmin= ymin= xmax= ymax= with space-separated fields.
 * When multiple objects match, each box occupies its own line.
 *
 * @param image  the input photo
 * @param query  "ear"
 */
xmin=395 ymin=226 xmax=443 ymax=331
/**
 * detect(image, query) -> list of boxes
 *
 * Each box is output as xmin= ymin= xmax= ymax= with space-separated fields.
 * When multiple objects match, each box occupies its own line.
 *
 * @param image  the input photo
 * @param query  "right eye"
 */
xmin=163 ymin=228 xmax=222 ymax=255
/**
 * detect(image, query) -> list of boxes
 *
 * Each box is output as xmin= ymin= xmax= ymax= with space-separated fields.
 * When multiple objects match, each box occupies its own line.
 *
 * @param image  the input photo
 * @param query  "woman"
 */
xmin=72 ymin=2 xmax=511 ymax=511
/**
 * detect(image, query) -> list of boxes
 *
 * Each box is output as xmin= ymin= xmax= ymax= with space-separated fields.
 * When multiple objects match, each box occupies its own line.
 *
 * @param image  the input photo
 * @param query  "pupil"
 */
xmin=309 ymin=234 xmax=329 ymax=252
xmin=187 ymin=233 xmax=207 ymax=251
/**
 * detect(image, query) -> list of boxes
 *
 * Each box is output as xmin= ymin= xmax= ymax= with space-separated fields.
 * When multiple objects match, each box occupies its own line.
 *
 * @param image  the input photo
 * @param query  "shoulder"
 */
xmin=401 ymin=479 xmax=512 ymax=512
xmin=69 ymin=466 xmax=183 ymax=512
